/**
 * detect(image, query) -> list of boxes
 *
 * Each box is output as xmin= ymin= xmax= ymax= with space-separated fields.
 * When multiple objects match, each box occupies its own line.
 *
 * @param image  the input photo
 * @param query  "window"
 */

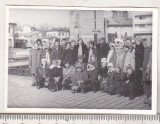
xmin=59 ymin=33 xmax=61 ymax=36
xmin=139 ymin=16 xmax=146 ymax=20
xmin=9 ymin=27 xmax=11 ymax=33
xmin=62 ymin=33 xmax=64 ymax=36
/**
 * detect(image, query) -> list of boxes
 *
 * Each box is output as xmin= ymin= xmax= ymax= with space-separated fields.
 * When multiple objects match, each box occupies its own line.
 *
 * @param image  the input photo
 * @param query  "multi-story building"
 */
xmin=70 ymin=10 xmax=133 ymax=45
xmin=8 ymin=23 xmax=17 ymax=48
xmin=133 ymin=12 xmax=152 ymax=39
xmin=106 ymin=11 xmax=133 ymax=42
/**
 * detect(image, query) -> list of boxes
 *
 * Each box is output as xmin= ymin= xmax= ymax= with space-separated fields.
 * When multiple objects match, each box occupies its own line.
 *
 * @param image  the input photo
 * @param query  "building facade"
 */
xmin=46 ymin=28 xmax=70 ymax=40
xmin=70 ymin=10 xmax=133 ymax=45
xmin=133 ymin=12 xmax=152 ymax=39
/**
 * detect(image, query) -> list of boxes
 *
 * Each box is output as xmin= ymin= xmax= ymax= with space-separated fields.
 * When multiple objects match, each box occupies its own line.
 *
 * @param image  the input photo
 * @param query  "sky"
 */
xmin=9 ymin=8 xmax=70 ymax=28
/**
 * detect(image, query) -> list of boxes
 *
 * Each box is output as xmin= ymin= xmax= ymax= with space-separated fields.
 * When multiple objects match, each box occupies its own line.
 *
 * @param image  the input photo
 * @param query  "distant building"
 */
xmin=8 ymin=23 xmax=17 ymax=48
xmin=106 ymin=11 xmax=133 ymax=42
xmin=133 ymin=12 xmax=152 ymax=39
xmin=46 ymin=27 xmax=70 ymax=40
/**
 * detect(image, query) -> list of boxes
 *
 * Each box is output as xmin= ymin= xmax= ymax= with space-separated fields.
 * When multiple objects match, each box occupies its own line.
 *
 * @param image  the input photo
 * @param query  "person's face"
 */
xmin=55 ymin=42 xmax=60 ymax=47
xmin=132 ymin=43 xmax=136 ymax=48
xmin=110 ymin=45 xmax=115 ymax=50
xmin=57 ymin=60 xmax=62 ymax=65
xmin=89 ymin=43 xmax=94 ymax=48
xmin=127 ymin=68 xmax=132 ymax=75
xmin=124 ymin=46 xmax=129 ymax=52
xmin=66 ymin=44 xmax=71 ymax=49
xmin=65 ymin=63 xmax=70 ymax=68
xmin=71 ymin=42 xmax=76 ymax=47
xmin=115 ymin=67 xmax=120 ymax=73
xmin=43 ymin=42 xmax=47 ymax=48
xmin=136 ymin=40 xmax=141 ymax=45
xmin=79 ymin=58 xmax=83 ymax=63
xmin=145 ymin=41 xmax=152 ymax=48
xmin=99 ymin=39 xmax=104 ymax=44
xmin=61 ymin=40 xmax=66 ymax=45
xmin=52 ymin=62 xmax=57 ymax=66
xmin=42 ymin=60 xmax=47 ymax=66
xmin=101 ymin=62 xmax=107 ymax=68
xmin=91 ymin=57 xmax=96 ymax=62
xmin=108 ymin=66 xmax=113 ymax=71
xmin=34 ymin=43 xmax=38 ymax=49
xmin=78 ymin=40 xmax=82 ymax=44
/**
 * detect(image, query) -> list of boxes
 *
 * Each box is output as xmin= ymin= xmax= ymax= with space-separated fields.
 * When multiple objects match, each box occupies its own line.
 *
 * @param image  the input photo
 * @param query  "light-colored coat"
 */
xmin=29 ymin=49 xmax=42 ymax=74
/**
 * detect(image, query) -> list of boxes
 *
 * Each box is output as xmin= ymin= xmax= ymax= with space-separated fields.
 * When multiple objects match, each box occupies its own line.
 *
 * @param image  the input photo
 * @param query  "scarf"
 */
xmin=88 ymin=48 xmax=93 ymax=62
xmin=78 ymin=44 xmax=83 ymax=56
xmin=46 ymin=50 xmax=50 ymax=65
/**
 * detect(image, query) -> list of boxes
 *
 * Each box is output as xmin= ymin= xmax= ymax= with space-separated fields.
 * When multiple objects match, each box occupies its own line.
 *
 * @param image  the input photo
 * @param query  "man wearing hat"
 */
xmin=96 ymin=38 xmax=110 ymax=65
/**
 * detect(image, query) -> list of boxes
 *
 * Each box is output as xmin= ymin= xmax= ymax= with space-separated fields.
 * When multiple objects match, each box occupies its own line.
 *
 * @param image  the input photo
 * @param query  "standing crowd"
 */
xmin=29 ymin=37 xmax=152 ymax=105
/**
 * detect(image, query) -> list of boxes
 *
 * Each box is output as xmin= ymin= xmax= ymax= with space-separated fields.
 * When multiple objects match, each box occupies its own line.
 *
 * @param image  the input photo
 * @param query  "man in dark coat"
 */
xmin=74 ymin=39 xmax=88 ymax=63
xmin=135 ymin=40 xmax=144 ymax=96
xmin=63 ymin=42 xmax=75 ymax=65
xmin=50 ymin=39 xmax=64 ymax=62
xmin=96 ymin=38 xmax=110 ymax=65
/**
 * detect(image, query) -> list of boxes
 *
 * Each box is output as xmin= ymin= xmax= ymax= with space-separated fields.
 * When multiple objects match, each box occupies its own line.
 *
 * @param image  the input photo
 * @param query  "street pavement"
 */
xmin=8 ymin=75 xmax=151 ymax=110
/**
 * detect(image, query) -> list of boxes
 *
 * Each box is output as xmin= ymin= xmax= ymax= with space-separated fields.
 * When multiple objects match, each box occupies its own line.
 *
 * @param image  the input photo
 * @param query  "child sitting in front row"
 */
xmin=98 ymin=58 xmax=108 ymax=90
xmin=36 ymin=59 xmax=49 ymax=89
xmin=113 ymin=65 xmax=123 ymax=97
xmin=87 ymin=54 xmax=99 ymax=92
xmin=121 ymin=65 xmax=136 ymax=100
xmin=71 ymin=64 xmax=88 ymax=93
xmin=62 ymin=61 xmax=75 ymax=90
xmin=48 ymin=59 xmax=63 ymax=92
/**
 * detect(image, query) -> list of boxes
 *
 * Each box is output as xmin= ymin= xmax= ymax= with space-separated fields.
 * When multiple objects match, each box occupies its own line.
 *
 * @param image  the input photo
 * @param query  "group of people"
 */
xmin=29 ymin=37 xmax=152 ymax=105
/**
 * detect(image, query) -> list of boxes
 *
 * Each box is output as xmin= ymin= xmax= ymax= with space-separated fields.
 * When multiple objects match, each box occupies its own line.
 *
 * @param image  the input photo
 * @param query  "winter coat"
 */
xmin=63 ymin=66 xmax=75 ymax=80
xmin=50 ymin=46 xmax=64 ymax=61
xmin=113 ymin=71 xmax=123 ymax=94
xmin=96 ymin=43 xmax=110 ymax=62
xmin=116 ymin=50 xmax=127 ymax=71
xmin=29 ymin=49 xmax=42 ymax=74
xmin=121 ymin=72 xmax=136 ymax=99
xmin=104 ymin=70 xmax=115 ymax=92
xmin=41 ymin=48 xmax=51 ymax=66
xmin=98 ymin=65 xmax=108 ymax=78
xmin=107 ymin=50 xmax=117 ymax=67
xmin=88 ymin=47 xmax=97 ymax=62
xmin=72 ymin=70 xmax=88 ymax=86
xmin=135 ymin=43 xmax=144 ymax=72
xmin=63 ymin=48 xmax=75 ymax=65
xmin=74 ymin=44 xmax=88 ymax=63
xmin=123 ymin=49 xmax=135 ymax=72
xmin=36 ymin=65 xmax=49 ymax=82
xmin=142 ymin=47 xmax=152 ymax=82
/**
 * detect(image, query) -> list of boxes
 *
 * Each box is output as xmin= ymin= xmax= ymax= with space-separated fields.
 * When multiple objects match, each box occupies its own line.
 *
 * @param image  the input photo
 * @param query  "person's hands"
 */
xmin=140 ymin=68 xmax=143 ymax=71
xmin=125 ymin=80 xmax=129 ymax=84
xmin=98 ymin=75 xmax=101 ymax=80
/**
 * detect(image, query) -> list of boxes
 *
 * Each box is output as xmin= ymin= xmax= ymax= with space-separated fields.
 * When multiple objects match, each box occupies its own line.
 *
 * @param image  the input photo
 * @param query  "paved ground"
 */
xmin=8 ymin=75 xmax=151 ymax=110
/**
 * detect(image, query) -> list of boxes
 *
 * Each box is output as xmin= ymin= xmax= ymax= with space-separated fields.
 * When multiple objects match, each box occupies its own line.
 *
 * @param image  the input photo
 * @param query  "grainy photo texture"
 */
xmin=7 ymin=7 xmax=155 ymax=112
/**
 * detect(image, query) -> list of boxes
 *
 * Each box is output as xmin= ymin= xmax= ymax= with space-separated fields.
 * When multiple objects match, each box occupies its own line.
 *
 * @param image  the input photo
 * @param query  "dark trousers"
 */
xmin=116 ymin=81 xmax=122 ymax=95
xmin=62 ymin=78 xmax=72 ymax=90
xmin=37 ymin=77 xmax=45 ymax=88
xmin=48 ymin=79 xmax=62 ymax=91
xmin=121 ymin=82 xmax=135 ymax=99
xmin=143 ymin=81 xmax=152 ymax=98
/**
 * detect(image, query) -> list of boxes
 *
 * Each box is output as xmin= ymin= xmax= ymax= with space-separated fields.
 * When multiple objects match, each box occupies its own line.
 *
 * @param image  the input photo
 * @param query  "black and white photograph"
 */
xmin=5 ymin=6 xmax=157 ymax=114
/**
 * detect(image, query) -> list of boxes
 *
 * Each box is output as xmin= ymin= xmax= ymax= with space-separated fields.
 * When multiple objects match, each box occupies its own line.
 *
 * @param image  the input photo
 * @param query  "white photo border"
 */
xmin=4 ymin=6 xmax=158 ymax=115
